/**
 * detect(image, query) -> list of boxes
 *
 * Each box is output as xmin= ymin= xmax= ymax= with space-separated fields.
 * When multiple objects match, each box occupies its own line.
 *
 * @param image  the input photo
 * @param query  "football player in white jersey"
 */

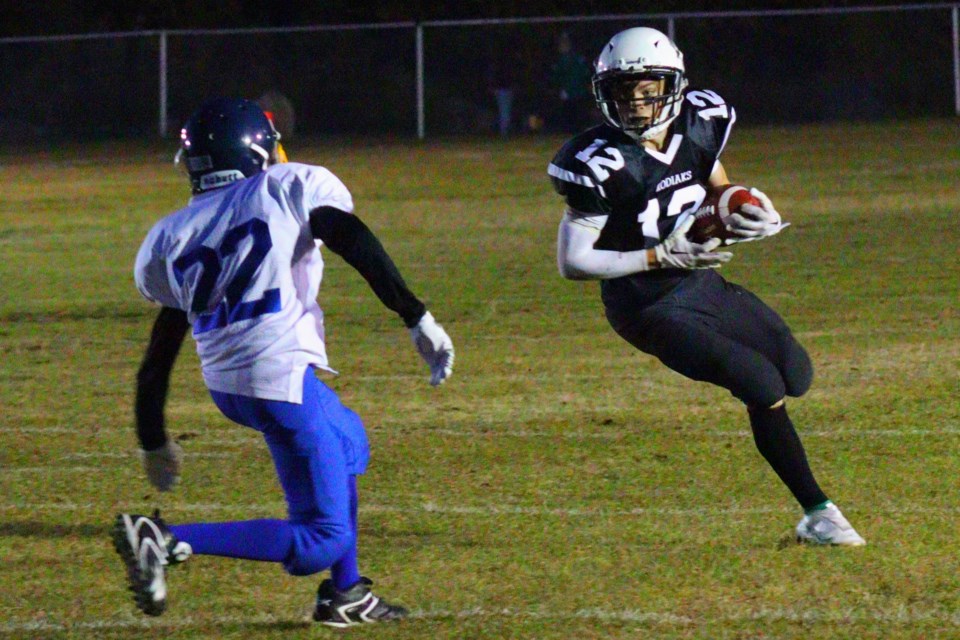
xmin=549 ymin=28 xmax=864 ymax=546
xmin=113 ymin=98 xmax=454 ymax=625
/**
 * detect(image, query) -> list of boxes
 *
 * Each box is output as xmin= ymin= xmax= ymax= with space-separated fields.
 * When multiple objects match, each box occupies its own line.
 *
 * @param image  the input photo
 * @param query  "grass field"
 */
xmin=0 ymin=119 xmax=958 ymax=639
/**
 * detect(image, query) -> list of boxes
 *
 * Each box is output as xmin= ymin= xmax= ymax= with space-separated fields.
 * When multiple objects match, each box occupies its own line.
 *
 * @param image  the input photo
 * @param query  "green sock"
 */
xmin=804 ymin=499 xmax=832 ymax=514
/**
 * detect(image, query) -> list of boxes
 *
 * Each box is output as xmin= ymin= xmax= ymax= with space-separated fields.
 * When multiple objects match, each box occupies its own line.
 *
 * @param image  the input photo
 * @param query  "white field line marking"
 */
xmin=0 ymin=427 xmax=79 ymax=434
xmin=3 ymin=501 xmax=959 ymax=517
xmin=0 ymin=614 xmax=286 ymax=634
xmin=0 ymin=502 xmax=787 ymax=516
xmin=0 ymin=426 xmax=258 ymax=436
xmin=3 ymin=453 xmax=240 ymax=472
xmin=407 ymin=427 xmax=960 ymax=440
xmin=5 ymin=466 xmax=106 ymax=474
xmin=5 ymin=426 xmax=959 ymax=440
xmin=1 ymin=606 xmax=958 ymax=633
xmin=61 ymin=452 xmax=234 ymax=460
xmin=414 ymin=606 xmax=960 ymax=625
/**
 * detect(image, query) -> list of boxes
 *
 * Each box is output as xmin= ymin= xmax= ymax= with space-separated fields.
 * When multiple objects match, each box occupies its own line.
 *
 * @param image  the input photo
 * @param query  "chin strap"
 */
xmin=635 ymin=114 xmax=677 ymax=141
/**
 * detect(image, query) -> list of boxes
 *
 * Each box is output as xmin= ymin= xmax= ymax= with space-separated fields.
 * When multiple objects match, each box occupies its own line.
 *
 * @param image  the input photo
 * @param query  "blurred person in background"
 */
xmin=550 ymin=31 xmax=593 ymax=133
xmin=487 ymin=46 xmax=518 ymax=137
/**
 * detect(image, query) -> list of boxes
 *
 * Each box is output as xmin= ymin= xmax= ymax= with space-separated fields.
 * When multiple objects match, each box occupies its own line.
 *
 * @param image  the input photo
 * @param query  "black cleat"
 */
xmin=312 ymin=577 xmax=408 ymax=627
xmin=111 ymin=510 xmax=192 ymax=616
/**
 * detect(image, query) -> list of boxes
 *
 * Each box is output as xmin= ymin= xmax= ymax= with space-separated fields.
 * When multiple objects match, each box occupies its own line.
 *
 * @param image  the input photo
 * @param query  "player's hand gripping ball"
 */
xmin=688 ymin=184 xmax=761 ymax=244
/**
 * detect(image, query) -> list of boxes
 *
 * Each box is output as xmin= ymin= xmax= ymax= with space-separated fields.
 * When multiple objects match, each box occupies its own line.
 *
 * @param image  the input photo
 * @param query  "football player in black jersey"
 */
xmin=548 ymin=27 xmax=864 ymax=545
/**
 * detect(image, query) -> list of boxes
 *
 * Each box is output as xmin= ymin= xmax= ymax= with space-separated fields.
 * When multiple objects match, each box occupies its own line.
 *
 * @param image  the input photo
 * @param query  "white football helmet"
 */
xmin=593 ymin=27 xmax=688 ymax=141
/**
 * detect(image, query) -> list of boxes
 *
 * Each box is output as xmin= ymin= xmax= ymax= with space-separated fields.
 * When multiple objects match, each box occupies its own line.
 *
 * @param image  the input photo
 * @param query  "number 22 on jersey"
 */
xmin=172 ymin=218 xmax=281 ymax=335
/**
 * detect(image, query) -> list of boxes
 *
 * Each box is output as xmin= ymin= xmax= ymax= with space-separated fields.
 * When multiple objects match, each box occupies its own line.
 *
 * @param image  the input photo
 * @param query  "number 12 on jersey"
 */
xmin=637 ymin=184 xmax=706 ymax=239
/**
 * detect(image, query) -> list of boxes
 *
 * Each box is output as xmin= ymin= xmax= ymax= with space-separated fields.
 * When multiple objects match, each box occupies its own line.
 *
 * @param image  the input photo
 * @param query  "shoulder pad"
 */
xmin=268 ymin=162 xmax=355 ymax=214
xmin=548 ymin=127 xmax=621 ymax=215
xmin=548 ymin=125 xmax=627 ymax=188
xmin=681 ymin=88 xmax=736 ymax=156
xmin=683 ymin=88 xmax=733 ymax=124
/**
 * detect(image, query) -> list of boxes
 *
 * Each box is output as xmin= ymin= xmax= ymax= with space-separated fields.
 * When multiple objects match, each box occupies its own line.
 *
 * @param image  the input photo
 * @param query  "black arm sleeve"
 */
xmin=135 ymin=306 xmax=189 ymax=450
xmin=309 ymin=206 xmax=426 ymax=328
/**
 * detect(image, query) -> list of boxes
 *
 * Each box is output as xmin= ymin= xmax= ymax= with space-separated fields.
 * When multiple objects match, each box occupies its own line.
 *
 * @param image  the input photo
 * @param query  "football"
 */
xmin=687 ymin=184 xmax=760 ymax=244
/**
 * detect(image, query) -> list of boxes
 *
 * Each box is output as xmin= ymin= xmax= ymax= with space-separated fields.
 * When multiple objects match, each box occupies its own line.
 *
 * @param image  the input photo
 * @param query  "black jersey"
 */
xmin=548 ymin=88 xmax=736 ymax=305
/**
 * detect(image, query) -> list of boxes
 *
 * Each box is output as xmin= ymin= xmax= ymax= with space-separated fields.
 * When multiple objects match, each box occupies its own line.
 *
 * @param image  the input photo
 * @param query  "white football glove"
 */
xmin=725 ymin=187 xmax=790 ymax=243
xmin=655 ymin=215 xmax=733 ymax=270
xmin=409 ymin=311 xmax=454 ymax=386
xmin=141 ymin=440 xmax=183 ymax=492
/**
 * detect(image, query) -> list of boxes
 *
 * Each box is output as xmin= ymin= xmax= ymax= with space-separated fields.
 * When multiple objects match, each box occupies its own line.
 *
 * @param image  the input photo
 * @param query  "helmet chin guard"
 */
xmin=592 ymin=28 xmax=688 ymax=141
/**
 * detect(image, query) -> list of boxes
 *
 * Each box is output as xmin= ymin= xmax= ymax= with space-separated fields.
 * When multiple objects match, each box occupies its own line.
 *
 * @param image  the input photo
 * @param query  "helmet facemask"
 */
xmin=245 ymin=136 xmax=273 ymax=170
xmin=594 ymin=68 xmax=686 ymax=141
xmin=263 ymin=112 xmax=289 ymax=164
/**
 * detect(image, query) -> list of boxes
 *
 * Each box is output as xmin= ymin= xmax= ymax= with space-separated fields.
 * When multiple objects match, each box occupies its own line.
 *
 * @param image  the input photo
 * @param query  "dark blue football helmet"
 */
xmin=177 ymin=98 xmax=280 ymax=194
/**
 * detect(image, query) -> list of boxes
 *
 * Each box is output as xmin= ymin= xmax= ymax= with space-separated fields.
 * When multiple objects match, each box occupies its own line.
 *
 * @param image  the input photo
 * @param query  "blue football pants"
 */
xmin=169 ymin=367 xmax=369 ymax=587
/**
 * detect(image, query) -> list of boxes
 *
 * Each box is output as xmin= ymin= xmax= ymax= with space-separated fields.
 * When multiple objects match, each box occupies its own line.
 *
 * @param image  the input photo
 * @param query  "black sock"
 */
xmin=748 ymin=404 xmax=828 ymax=511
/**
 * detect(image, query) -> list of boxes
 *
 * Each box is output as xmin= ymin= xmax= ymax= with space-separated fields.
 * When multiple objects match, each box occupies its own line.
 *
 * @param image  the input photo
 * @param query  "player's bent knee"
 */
xmin=735 ymin=384 xmax=784 ymax=410
xmin=728 ymin=358 xmax=785 ymax=408
xmin=283 ymin=520 xmax=354 ymax=576
xmin=783 ymin=341 xmax=813 ymax=397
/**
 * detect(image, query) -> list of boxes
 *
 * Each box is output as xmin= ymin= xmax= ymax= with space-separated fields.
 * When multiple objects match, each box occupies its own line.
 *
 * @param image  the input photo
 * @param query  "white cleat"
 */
xmin=796 ymin=502 xmax=866 ymax=546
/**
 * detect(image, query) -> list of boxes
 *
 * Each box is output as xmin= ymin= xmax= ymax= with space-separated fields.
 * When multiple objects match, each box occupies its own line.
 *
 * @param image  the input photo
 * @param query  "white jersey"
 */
xmin=134 ymin=162 xmax=354 ymax=403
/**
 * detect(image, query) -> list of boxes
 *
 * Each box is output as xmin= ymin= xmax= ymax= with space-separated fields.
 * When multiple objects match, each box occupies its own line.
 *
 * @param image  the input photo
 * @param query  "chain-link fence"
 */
xmin=1 ymin=5 xmax=957 ymax=140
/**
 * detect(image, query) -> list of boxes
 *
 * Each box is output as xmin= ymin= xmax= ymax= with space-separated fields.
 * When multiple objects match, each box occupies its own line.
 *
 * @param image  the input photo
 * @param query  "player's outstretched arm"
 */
xmin=309 ymin=206 xmax=454 ymax=386
xmin=558 ymin=211 xmax=655 ymax=279
xmin=135 ymin=306 xmax=188 ymax=491
xmin=557 ymin=208 xmax=731 ymax=278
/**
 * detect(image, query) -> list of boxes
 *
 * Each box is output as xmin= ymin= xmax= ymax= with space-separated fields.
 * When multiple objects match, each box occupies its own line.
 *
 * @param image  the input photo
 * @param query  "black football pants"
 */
xmin=604 ymin=269 xmax=812 ymax=408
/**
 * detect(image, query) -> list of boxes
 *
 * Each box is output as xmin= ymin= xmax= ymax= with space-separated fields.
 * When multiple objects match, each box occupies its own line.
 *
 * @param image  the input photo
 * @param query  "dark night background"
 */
xmin=1 ymin=1 xmax=957 ymax=139
xmin=0 ymin=1 xmax=950 ymax=34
